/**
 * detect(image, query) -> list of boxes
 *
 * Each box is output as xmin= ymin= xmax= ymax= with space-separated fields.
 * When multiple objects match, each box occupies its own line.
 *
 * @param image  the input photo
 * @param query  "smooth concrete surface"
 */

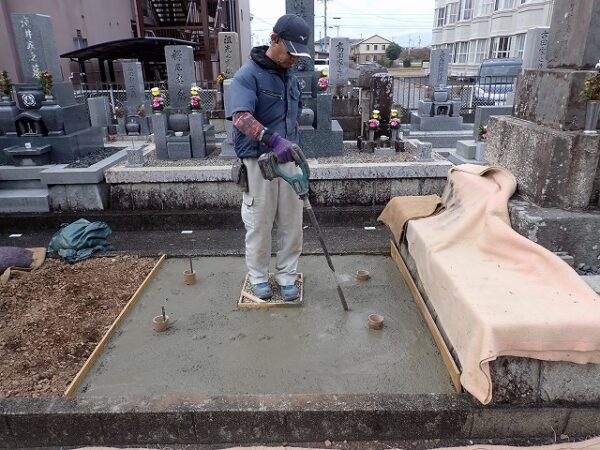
xmin=77 ymin=256 xmax=454 ymax=398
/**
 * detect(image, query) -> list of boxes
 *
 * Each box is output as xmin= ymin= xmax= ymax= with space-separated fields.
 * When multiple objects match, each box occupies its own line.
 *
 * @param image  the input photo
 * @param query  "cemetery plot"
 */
xmin=0 ymin=256 xmax=157 ymax=398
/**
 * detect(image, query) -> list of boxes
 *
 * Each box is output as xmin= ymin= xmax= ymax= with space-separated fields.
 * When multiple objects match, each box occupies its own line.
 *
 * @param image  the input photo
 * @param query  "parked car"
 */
xmin=314 ymin=58 xmax=329 ymax=73
xmin=474 ymin=58 xmax=522 ymax=106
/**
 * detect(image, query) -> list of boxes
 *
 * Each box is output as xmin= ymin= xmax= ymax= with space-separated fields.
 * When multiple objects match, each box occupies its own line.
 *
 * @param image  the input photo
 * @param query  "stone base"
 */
xmin=3 ymin=144 xmax=52 ymax=166
xmin=486 ymin=116 xmax=600 ymax=209
xmin=299 ymin=120 xmax=344 ymax=158
xmin=0 ymin=127 xmax=105 ymax=164
xmin=167 ymin=138 xmax=192 ymax=160
xmin=404 ymin=129 xmax=474 ymax=149
xmin=456 ymin=140 xmax=477 ymax=159
xmin=410 ymin=112 xmax=464 ymax=132
xmin=49 ymin=183 xmax=108 ymax=211
xmin=373 ymin=146 xmax=396 ymax=156
xmin=404 ymin=139 xmax=433 ymax=161
xmin=446 ymin=150 xmax=486 ymax=166
xmin=509 ymin=199 xmax=600 ymax=266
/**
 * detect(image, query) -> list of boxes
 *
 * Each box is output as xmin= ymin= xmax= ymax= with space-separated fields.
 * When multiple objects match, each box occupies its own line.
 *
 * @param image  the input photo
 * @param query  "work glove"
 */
xmin=268 ymin=132 xmax=296 ymax=163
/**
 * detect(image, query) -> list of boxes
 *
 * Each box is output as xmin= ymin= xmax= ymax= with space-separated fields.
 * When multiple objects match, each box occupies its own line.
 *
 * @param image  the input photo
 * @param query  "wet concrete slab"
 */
xmin=76 ymin=255 xmax=454 ymax=398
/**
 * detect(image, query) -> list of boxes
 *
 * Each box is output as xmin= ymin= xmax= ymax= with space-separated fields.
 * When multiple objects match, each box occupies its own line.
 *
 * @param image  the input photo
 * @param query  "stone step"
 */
xmin=456 ymin=139 xmax=477 ymax=159
xmin=0 ymin=188 xmax=49 ymax=213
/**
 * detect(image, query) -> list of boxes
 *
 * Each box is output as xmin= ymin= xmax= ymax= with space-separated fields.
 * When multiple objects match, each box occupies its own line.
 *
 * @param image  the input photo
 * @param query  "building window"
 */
xmin=490 ymin=36 xmax=512 ymax=58
xmin=513 ymin=33 xmax=526 ymax=58
xmin=366 ymin=44 xmax=370 ymax=51
xmin=374 ymin=44 xmax=378 ymax=50
xmin=446 ymin=2 xmax=459 ymax=24
xmin=495 ymin=0 xmax=517 ymax=10
xmin=476 ymin=0 xmax=493 ymax=16
xmin=462 ymin=0 xmax=474 ymax=20
xmin=447 ymin=42 xmax=457 ymax=62
xmin=382 ymin=45 xmax=386 ymax=50
xmin=473 ymin=38 xmax=488 ymax=62
xmin=435 ymin=7 xmax=446 ymax=27
xmin=456 ymin=41 xmax=470 ymax=63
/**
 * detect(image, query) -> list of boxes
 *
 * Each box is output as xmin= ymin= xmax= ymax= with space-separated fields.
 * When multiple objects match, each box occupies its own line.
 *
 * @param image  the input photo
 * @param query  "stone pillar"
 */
xmin=219 ymin=79 xmax=237 ymax=159
xmin=285 ymin=0 xmax=314 ymax=71
xmin=218 ymin=32 xmax=241 ymax=80
xmin=151 ymin=113 xmax=168 ymax=160
xmin=487 ymin=0 xmax=600 ymax=209
xmin=165 ymin=45 xmax=196 ymax=111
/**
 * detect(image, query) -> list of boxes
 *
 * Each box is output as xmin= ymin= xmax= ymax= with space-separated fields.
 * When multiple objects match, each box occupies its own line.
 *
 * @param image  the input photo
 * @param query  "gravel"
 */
xmin=66 ymin=146 xmax=125 ymax=168
xmin=143 ymin=140 xmax=414 ymax=167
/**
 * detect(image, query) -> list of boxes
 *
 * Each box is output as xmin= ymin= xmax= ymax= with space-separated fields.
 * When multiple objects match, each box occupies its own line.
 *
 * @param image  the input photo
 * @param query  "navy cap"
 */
xmin=273 ymin=14 xmax=311 ymax=59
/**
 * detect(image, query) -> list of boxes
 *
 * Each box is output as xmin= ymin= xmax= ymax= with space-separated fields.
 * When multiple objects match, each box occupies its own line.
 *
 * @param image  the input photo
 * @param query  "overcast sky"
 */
xmin=249 ymin=0 xmax=435 ymax=48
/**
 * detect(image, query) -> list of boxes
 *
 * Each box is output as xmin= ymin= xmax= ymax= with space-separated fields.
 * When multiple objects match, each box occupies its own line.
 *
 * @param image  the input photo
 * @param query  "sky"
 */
xmin=249 ymin=0 xmax=435 ymax=48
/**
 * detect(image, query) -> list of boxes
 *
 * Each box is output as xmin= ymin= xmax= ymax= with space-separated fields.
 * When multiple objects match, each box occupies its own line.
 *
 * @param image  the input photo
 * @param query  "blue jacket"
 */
xmin=226 ymin=46 xmax=302 ymax=159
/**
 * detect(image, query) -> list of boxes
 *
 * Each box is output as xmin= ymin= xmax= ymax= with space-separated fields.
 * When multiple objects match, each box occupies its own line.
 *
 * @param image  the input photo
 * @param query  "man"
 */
xmin=226 ymin=14 xmax=310 ymax=301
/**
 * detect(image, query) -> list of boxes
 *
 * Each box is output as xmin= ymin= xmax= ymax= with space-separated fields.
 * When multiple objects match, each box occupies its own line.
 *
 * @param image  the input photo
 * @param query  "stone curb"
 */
xmin=105 ymin=160 xmax=453 ymax=184
xmin=40 ymin=149 xmax=130 ymax=185
xmin=1 ymin=394 xmax=599 ymax=448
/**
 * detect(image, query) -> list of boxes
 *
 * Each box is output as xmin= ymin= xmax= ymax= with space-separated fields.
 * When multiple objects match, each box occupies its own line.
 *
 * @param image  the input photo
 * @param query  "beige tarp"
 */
xmin=380 ymin=164 xmax=600 ymax=404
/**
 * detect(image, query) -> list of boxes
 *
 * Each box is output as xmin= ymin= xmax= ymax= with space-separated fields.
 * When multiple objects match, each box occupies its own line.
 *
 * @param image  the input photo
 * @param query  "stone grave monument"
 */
xmin=0 ymin=13 xmax=103 ymax=165
xmin=408 ymin=48 xmax=472 ymax=148
xmin=329 ymin=37 xmax=362 ymax=140
xmin=121 ymin=60 xmax=150 ymax=136
xmin=486 ymin=0 xmax=600 ymax=265
xmin=286 ymin=0 xmax=343 ymax=157
xmin=218 ymin=32 xmax=241 ymax=159
xmin=151 ymin=45 xmax=214 ymax=160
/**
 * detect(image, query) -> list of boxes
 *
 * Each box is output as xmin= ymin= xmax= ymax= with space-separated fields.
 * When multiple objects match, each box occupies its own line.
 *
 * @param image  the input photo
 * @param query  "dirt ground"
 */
xmin=0 ymin=256 xmax=157 ymax=398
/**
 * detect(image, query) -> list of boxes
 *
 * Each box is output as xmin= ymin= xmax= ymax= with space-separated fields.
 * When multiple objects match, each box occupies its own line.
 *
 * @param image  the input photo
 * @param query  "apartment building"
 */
xmin=431 ymin=0 xmax=553 ymax=75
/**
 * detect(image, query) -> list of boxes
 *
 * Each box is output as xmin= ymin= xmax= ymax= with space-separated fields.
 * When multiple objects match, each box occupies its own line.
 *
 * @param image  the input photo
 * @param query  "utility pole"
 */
xmin=324 ymin=0 xmax=327 ymax=42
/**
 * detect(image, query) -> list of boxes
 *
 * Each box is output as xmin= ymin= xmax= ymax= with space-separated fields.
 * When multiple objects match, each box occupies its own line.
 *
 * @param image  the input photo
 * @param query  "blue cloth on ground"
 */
xmin=47 ymin=219 xmax=112 ymax=262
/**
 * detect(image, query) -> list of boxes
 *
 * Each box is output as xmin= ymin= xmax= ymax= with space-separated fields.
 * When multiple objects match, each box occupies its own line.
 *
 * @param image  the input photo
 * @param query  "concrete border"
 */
xmin=0 ymin=394 xmax=598 ymax=448
xmin=40 ymin=148 xmax=130 ymax=185
xmin=105 ymin=160 xmax=453 ymax=184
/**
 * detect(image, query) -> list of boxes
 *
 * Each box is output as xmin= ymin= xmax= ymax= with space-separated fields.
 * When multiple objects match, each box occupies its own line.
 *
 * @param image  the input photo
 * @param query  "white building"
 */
xmin=350 ymin=35 xmax=393 ymax=64
xmin=431 ymin=0 xmax=554 ymax=75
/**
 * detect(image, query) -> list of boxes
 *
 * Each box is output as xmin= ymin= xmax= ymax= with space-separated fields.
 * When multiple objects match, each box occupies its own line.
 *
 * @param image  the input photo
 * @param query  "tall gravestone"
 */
xmin=10 ymin=13 xmax=75 ymax=106
xmin=429 ymin=48 xmax=450 ymax=90
xmin=121 ymin=60 xmax=150 ymax=135
xmin=487 ymin=0 xmax=600 ymax=209
xmin=218 ymin=33 xmax=241 ymax=159
xmin=11 ymin=14 xmax=61 ymax=83
xmin=165 ymin=45 xmax=196 ymax=111
xmin=218 ymin=32 xmax=242 ymax=79
xmin=122 ymin=61 xmax=145 ymax=116
xmin=522 ymin=27 xmax=550 ymax=70
xmin=329 ymin=37 xmax=350 ymax=98
xmin=285 ymin=0 xmax=314 ymax=71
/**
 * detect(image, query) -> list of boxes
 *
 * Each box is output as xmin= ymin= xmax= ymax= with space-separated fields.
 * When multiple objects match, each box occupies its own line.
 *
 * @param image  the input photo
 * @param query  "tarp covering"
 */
xmin=47 ymin=219 xmax=112 ymax=262
xmin=380 ymin=164 xmax=600 ymax=404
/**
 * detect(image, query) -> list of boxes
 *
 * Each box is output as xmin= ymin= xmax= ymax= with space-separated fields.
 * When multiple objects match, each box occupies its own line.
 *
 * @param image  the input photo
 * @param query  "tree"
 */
xmin=385 ymin=42 xmax=402 ymax=61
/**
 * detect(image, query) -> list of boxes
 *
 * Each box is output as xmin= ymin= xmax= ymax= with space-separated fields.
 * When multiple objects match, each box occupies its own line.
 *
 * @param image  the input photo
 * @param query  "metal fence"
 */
xmin=392 ymin=75 xmax=518 ymax=118
xmin=73 ymin=81 xmax=219 ymax=120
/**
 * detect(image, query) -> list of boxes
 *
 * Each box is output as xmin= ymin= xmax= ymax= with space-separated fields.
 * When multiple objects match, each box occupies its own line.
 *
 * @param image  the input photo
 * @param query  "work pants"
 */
xmin=241 ymin=158 xmax=303 ymax=286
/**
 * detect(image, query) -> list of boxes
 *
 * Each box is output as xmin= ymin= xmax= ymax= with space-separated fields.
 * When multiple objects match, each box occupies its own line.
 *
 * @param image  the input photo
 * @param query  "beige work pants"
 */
xmin=241 ymin=158 xmax=303 ymax=286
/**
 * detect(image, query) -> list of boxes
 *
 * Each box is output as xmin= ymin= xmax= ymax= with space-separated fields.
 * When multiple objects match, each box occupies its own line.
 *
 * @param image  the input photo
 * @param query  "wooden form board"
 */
xmin=64 ymin=254 xmax=167 ymax=398
xmin=390 ymin=240 xmax=462 ymax=393
xmin=238 ymin=273 xmax=304 ymax=309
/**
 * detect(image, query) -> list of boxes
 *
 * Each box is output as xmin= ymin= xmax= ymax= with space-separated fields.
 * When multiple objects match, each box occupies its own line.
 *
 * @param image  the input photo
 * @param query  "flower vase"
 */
xmin=584 ymin=100 xmax=600 ymax=134
xmin=39 ymin=95 xmax=64 ymax=135
xmin=368 ymin=129 xmax=375 ymax=141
